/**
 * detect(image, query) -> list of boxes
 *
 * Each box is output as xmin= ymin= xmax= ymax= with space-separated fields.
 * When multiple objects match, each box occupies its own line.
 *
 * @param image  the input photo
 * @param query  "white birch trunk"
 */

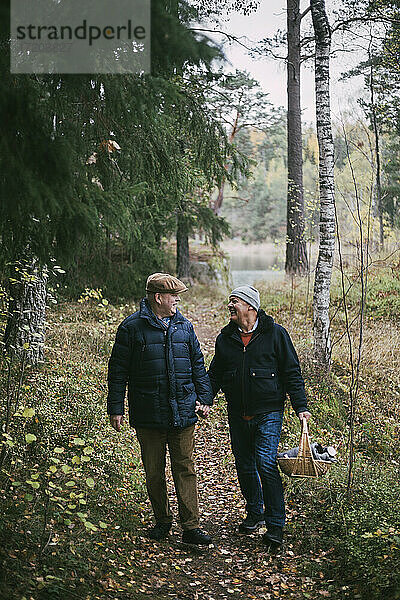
xmin=311 ymin=0 xmax=335 ymax=370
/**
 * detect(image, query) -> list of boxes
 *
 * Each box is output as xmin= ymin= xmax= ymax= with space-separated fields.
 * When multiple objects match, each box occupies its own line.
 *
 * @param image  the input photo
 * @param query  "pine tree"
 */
xmin=0 ymin=0 xmax=243 ymax=360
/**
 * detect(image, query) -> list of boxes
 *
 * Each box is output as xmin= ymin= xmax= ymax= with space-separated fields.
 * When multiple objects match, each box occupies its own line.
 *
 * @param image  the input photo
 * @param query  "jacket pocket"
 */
xmin=249 ymin=367 xmax=278 ymax=397
xmin=132 ymin=389 xmax=161 ymax=425
xmin=182 ymin=382 xmax=196 ymax=398
xmin=178 ymin=383 xmax=197 ymax=420
xmin=221 ymin=369 xmax=237 ymax=394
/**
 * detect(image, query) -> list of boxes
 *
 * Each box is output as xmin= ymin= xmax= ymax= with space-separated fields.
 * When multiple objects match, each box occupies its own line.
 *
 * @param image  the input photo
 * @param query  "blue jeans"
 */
xmin=228 ymin=411 xmax=285 ymax=528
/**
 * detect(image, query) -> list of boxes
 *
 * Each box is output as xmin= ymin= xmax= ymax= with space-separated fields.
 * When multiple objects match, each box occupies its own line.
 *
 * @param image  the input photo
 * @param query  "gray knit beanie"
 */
xmin=229 ymin=285 xmax=260 ymax=312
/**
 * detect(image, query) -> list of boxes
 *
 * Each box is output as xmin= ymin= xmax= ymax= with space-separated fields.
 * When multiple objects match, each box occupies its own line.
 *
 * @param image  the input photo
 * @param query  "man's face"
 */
xmin=156 ymin=293 xmax=180 ymax=317
xmin=228 ymin=296 xmax=252 ymax=324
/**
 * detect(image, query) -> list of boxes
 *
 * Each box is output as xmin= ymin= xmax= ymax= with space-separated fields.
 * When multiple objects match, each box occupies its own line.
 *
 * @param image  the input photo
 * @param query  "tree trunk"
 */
xmin=176 ymin=211 xmax=191 ymax=281
xmin=311 ymin=0 xmax=335 ymax=370
xmin=212 ymin=110 xmax=239 ymax=216
xmin=286 ymin=0 xmax=309 ymax=275
xmin=4 ymin=259 xmax=48 ymax=366
xmin=369 ymin=60 xmax=384 ymax=250
xmin=213 ymin=179 xmax=226 ymax=216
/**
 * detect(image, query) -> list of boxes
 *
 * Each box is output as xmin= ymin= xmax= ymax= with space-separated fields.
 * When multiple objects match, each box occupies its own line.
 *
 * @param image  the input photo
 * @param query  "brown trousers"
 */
xmin=135 ymin=425 xmax=199 ymax=530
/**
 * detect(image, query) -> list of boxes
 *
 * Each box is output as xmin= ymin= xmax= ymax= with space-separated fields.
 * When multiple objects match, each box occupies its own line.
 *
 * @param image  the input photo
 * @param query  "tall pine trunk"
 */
xmin=286 ymin=0 xmax=309 ymax=275
xmin=176 ymin=210 xmax=191 ymax=281
xmin=369 ymin=60 xmax=384 ymax=250
xmin=311 ymin=0 xmax=335 ymax=370
xmin=4 ymin=259 xmax=48 ymax=366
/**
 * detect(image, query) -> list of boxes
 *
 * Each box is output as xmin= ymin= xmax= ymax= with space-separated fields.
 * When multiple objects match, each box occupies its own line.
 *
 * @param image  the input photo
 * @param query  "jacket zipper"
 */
xmin=241 ymin=346 xmax=246 ymax=415
xmin=163 ymin=329 xmax=174 ymax=422
xmin=239 ymin=332 xmax=261 ymax=416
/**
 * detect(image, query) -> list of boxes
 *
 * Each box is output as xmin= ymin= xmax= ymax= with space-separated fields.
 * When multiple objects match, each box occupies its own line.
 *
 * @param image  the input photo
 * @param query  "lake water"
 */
xmin=222 ymin=242 xmax=286 ymax=288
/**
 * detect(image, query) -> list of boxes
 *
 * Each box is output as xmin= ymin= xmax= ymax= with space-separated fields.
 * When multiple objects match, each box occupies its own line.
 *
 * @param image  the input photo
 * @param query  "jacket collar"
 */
xmin=220 ymin=309 xmax=274 ymax=336
xmin=139 ymin=298 xmax=185 ymax=327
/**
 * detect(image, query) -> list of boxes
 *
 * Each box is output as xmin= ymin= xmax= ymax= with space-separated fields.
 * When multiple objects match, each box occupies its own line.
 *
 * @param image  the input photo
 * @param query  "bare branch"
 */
xmin=331 ymin=15 xmax=400 ymax=34
xmin=299 ymin=5 xmax=311 ymax=21
xmin=300 ymin=35 xmax=315 ymax=47
xmin=188 ymin=28 xmax=255 ymax=51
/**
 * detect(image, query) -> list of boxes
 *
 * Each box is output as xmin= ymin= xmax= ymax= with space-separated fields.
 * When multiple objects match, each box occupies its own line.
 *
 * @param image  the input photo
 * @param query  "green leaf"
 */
xmin=84 ymin=520 xmax=98 ymax=531
xmin=23 ymin=342 xmax=30 ymax=350
xmin=23 ymin=407 xmax=35 ymax=418
xmin=61 ymin=465 xmax=72 ymax=474
xmin=27 ymin=481 xmax=40 ymax=489
xmin=81 ymin=455 xmax=91 ymax=463
xmin=50 ymin=457 xmax=60 ymax=464
xmin=99 ymin=521 xmax=108 ymax=529
xmin=54 ymin=447 xmax=64 ymax=454
xmin=65 ymin=481 xmax=75 ymax=487
xmin=73 ymin=438 xmax=85 ymax=446
xmin=25 ymin=433 xmax=37 ymax=444
xmin=85 ymin=477 xmax=95 ymax=489
xmin=12 ymin=481 xmax=22 ymax=487
xmin=72 ymin=455 xmax=81 ymax=465
xmin=83 ymin=446 xmax=94 ymax=455
xmin=25 ymin=493 xmax=33 ymax=501
xmin=49 ymin=465 xmax=57 ymax=473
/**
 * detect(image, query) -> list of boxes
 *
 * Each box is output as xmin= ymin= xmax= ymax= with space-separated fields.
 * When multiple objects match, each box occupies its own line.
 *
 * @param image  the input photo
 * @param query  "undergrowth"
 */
xmin=0 ymin=299 xmax=147 ymax=599
xmin=1 ymin=269 xmax=399 ymax=599
xmin=257 ymin=271 xmax=400 ymax=600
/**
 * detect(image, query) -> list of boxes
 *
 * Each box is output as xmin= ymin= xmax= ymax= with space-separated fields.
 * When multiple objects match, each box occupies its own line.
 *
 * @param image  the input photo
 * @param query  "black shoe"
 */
xmin=238 ymin=513 xmax=265 ymax=534
xmin=147 ymin=522 xmax=172 ymax=540
xmin=182 ymin=528 xmax=212 ymax=545
xmin=262 ymin=525 xmax=283 ymax=548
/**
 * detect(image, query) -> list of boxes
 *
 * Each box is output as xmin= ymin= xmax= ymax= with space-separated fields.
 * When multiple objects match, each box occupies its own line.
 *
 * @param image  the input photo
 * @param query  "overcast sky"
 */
xmin=207 ymin=0 xmax=366 ymax=125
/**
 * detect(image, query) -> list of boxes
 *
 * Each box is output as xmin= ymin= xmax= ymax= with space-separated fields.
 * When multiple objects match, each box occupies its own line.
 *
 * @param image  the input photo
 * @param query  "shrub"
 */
xmin=288 ymin=461 xmax=400 ymax=599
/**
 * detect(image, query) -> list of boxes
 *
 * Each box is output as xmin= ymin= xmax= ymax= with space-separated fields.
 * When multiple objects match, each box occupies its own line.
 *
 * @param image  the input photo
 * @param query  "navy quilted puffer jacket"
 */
xmin=107 ymin=298 xmax=213 ymax=429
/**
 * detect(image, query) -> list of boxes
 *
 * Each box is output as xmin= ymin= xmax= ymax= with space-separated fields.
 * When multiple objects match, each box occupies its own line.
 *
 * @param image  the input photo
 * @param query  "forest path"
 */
xmin=128 ymin=307 xmax=328 ymax=600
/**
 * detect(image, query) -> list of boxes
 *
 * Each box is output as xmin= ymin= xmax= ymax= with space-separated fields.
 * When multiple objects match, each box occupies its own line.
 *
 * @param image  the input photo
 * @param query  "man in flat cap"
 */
xmin=107 ymin=273 xmax=213 ymax=545
xmin=208 ymin=285 xmax=310 ymax=549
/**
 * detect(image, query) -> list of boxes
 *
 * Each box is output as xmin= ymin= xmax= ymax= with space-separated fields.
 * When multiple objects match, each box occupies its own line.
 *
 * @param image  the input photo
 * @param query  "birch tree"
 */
xmin=311 ymin=0 xmax=336 ymax=369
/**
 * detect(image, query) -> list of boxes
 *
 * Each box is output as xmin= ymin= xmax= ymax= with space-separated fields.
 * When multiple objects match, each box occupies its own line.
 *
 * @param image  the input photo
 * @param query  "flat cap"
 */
xmin=146 ymin=273 xmax=188 ymax=294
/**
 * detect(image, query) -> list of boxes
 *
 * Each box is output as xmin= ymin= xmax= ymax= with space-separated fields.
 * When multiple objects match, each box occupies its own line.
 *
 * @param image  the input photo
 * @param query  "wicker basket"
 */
xmin=278 ymin=418 xmax=332 ymax=478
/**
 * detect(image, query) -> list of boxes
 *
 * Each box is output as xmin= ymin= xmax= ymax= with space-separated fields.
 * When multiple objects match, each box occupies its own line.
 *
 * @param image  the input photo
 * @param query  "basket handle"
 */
xmin=301 ymin=416 xmax=309 ymax=436
xmin=297 ymin=417 xmax=314 ymax=461
xmin=291 ymin=416 xmax=318 ymax=477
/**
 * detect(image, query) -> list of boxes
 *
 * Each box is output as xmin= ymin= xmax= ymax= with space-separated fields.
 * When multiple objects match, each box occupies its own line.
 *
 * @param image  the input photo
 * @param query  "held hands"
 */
xmin=110 ymin=414 xmax=124 ymax=431
xmin=298 ymin=411 xmax=311 ymax=422
xmin=195 ymin=401 xmax=211 ymax=419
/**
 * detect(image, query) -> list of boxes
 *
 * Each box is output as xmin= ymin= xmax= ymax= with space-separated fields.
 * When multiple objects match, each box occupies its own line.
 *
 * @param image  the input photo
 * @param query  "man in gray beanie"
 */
xmin=208 ymin=285 xmax=310 ymax=549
